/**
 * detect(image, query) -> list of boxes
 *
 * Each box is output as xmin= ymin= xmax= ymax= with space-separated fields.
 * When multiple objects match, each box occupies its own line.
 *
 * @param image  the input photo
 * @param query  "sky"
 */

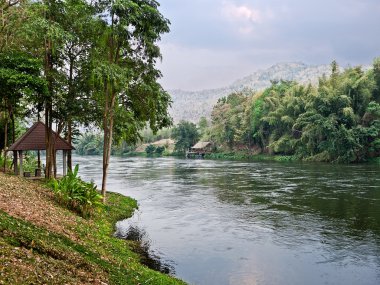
xmin=156 ymin=0 xmax=380 ymax=91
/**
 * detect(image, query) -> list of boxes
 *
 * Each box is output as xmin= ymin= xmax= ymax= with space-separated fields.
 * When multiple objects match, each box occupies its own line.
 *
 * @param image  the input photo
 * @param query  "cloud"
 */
xmin=221 ymin=2 xmax=262 ymax=23
xmin=220 ymin=1 xmax=275 ymax=36
xmin=157 ymin=0 xmax=380 ymax=91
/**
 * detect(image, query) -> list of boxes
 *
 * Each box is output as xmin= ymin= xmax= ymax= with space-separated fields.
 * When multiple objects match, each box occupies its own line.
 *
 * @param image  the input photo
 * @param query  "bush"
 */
xmin=23 ymin=152 xmax=38 ymax=173
xmin=48 ymin=165 xmax=103 ymax=217
xmin=145 ymin=144 xmax=156 ymax=155
xmin=155 ymin=146 xmax=165 ymax=155
xmin=0 ymin=154 xmax=12 ymax=171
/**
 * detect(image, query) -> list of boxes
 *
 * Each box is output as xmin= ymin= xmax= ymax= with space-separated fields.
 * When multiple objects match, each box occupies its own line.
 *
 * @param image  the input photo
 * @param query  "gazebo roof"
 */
xmin=9 ymin=121 xmax=75 ymax=151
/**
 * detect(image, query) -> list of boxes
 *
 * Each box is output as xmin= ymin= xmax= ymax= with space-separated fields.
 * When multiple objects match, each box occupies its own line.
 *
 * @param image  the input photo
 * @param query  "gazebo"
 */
xmin=8 ymin=122 xmax=75 ymax=177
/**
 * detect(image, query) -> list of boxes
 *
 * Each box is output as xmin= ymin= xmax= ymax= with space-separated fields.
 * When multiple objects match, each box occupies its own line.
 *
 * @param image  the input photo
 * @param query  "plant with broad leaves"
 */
xmin=48 ymin=164 xmax=103 ymax=217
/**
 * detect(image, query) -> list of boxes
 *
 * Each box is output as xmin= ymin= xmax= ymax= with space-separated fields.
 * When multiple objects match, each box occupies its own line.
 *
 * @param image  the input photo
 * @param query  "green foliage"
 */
xmin=0 ymin=154 xmax=12 ymax=170
xmin=0 ymin=175 xmax=185 ymax=284
xmin=22 ymin=152 xmax=38 ymax=173
xmin=75 ymin=133 xmax=104 ymax=155
xmin=198 ymin=116 xmax=210 ymax=139
xmin=208 ymin=61 xmax=380 ymax=163
xmin=211 ymin=92 xmax=250 ymax=149
xmin=155 ymin=146 xmax=165 ymax=155
xmin=171 ymin=121 xmax=200 ymax=153
xmin=75 ymin=131 xmax=142 ymax=156
xmin=0 ymin=51 xmax=47 ymax=152
xmin=48 ymin=165 xmax=103 ymax=217
xmin=144 ymin=144 xmax=165 ymax=156
xmin=145 ymin=144 xmax=156 ymax=156
xmin=140 ymin=127 xmax=172 ymax=144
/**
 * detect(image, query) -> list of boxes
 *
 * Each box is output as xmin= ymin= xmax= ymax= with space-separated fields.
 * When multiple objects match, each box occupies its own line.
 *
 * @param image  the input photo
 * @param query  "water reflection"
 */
xmin=73 ymin=156 xmax=380 ymax=285
xmin=115 ymin=223 xmax=175 ymax=275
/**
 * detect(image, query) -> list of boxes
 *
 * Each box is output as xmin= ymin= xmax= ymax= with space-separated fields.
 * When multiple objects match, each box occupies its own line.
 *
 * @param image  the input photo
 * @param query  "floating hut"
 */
xmin=186 ymin=141 xmax=212 ymax=158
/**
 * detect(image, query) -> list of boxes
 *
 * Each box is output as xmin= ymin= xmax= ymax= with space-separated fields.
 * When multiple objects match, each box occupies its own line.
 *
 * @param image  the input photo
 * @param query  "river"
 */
xmin=71 ymin=155 xmax=380 ymax=285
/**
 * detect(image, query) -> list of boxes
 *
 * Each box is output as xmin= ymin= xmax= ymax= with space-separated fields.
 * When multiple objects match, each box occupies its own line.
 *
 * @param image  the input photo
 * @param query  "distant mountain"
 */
xmin=168 ymin=62 xmax=333 ymax=123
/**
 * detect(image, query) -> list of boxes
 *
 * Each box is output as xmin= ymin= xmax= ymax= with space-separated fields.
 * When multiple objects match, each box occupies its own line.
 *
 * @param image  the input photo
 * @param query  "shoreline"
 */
xmin=84 ymin=151 xmax=380 ymax=165
xmin=0 ymin=172 xmax=186 ymax=284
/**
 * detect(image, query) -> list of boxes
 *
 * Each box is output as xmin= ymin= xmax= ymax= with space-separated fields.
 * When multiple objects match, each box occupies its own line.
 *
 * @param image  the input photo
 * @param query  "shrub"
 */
xmin=0 ymin=155 xmax=12 ymax=171
xmin=145 ymin=144 xmax=156 ymax=155
xmin=48 ymin=165 xmax=103 ymax=217
xmin=155 ymin=146 xmax=165 ymax=155
xmin=23 ymin=153 xmax=38 ymax=173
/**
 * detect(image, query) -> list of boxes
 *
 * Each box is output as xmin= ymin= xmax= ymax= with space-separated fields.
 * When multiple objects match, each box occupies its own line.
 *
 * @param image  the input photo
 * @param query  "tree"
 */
xmin=20 ymin=0 xmax=102 ymax=178
xmin=92 ymin=0 xmax=172 ymax=200
xmin=198 ymin=116 xmax=209 ymax=138
xmin=372 ymin=57 xmax=380 ymax=102
xmin=171 ymin=121 xmax=199 ymax=153
xmin=53 ymin=0 xmax=101 ymax=171
xmin=207 ymin=61 xmax=380 ymax=162
xmin=0 ymin=51 xmax=47 ymax=170
xmin=0 ymin=0 xmax=29 ymax=52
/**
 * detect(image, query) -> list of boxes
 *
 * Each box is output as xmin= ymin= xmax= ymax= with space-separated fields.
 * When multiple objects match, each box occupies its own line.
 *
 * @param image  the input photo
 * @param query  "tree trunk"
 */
xmin=11 ymin=111 xmax=15 ymax=143
xmin=37 ymin=107 xmax=41 ymax=169
xmin=101 ymin=18 xmax=117 ymax=201
xmin=37 ymin=150 xmax=41 ymax=169
xmin=67 ymin=54 xmax=74 ymax=171
xmin=67 ymin=119 xmax=72 ymax=171
xmin=45 ymin=101 xmax=53 ymax=179
xmin=101 ymin=85 xmax=116 ymax=202
xmin=53 ymin=123 xmax=64 ymax=178
xmin=3 ymin=117 xmax=7 ymax=172
xmin=43 ymin=3 xmax=54 ymax=179
xmin=53 ymin=148 xmax=57 ymax=178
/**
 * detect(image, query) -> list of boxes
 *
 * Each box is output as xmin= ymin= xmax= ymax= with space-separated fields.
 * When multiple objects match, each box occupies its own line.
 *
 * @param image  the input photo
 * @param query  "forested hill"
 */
xmin=169 ymin=62 xmax=334 ymax=123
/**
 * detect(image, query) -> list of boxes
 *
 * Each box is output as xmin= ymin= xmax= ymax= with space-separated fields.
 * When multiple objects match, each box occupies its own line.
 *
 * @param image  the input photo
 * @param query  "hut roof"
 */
xmin=9 ymin=122 xmax=75 ymax=151
xmin=191 ymin=141 xmax=211 ymax=150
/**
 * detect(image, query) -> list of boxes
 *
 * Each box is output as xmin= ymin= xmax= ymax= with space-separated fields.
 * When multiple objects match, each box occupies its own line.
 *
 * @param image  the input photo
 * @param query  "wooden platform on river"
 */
xmin=186 ymin=141 xmax=213 ymax=158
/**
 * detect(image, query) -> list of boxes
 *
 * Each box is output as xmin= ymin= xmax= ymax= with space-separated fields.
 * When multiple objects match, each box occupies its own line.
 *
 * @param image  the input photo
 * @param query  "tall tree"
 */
xmin=172 ymin=121 xmax=199 ymax=153
xmin=0 ymin=0 xmax=29 ymax=52
xmin=0 ymin=51 xmax=46 ymax=170
xmin=93 ymin=0 xmax=171 ymax=200
xmin=54 ymin=0 xmax=101 ymax=171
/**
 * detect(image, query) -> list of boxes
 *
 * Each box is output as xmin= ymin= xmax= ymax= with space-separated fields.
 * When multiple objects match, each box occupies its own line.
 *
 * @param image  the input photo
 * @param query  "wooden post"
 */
xmin=63 ymin=150 xmax=67 ymax=176
xmin=19 ymin=150 xmax=23 ymax=177
xmin=37 ymin=150 xmax=41 ymax=169
xmin=13 ymin=151 xmax=18 ymax=175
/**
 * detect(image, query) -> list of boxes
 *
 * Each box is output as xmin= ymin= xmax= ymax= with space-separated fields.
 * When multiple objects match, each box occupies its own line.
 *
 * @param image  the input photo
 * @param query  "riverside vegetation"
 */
xmin=205 ymin=60 xmax=380 ymax=163
xmin=0 ymin=172 xmax=186 ymax=284
xmin=74 ymin=60 xmax=380 ymax=164
xmin=0 ymin=0 xmax=172 ymax=201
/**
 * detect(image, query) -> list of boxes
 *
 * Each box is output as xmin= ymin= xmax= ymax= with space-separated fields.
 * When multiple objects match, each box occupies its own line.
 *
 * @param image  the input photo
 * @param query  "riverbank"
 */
xmin=204 ymin=152 xmax=296 ymax=162
xmin=204 ymin=152 xmax=380 ymax=164
xmin=0 ymin=172 xmax=186 ymax=285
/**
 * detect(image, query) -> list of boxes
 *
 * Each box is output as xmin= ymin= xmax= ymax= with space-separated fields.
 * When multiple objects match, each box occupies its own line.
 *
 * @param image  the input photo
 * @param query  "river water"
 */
xmin=72 ymin=155 xmax=380 ymax=285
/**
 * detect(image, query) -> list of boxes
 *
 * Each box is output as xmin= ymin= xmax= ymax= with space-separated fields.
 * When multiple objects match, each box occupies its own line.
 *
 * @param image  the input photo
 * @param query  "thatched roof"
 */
xmin=9 ymin=122 xmax=75 ymax=151
xmin=191 ymin=141 xmax=211 ymax=150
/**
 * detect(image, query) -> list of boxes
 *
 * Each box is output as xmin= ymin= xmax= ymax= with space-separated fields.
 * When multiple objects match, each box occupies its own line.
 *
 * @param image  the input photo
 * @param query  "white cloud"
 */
xmin=156 ymin=0 xmax=380 ymax=91
xmin=222 ymin=2 xmax=262 ymax=23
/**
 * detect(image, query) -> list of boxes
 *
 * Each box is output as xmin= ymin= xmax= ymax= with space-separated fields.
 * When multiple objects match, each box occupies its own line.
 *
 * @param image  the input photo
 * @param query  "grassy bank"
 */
xmin=204 ymin=152 xmax=380 ymax=164
xmin=204 ymin=152 xmax=296 ymax=162
xmin=0 ymin=173 xmax=186 ymax=285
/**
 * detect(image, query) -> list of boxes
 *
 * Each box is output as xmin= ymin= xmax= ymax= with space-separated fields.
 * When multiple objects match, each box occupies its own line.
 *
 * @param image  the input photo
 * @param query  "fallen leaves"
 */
xmin=0 ymin=173 xmax=82 ymax=241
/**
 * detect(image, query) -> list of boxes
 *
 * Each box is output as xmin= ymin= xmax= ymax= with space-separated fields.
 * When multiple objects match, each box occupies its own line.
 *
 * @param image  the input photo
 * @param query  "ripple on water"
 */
xmin=73 ymin=156 xmax=380 ymax=285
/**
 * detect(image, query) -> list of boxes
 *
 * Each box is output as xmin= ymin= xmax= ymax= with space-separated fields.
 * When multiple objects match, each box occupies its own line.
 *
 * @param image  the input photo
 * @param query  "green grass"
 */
xmin=0 ymin=190 xmax=186 ymax=285
xmin=368 ymin=156 xmax=380 ymax=164
xmin=204 ymin=152 xmax=296 ymax=162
